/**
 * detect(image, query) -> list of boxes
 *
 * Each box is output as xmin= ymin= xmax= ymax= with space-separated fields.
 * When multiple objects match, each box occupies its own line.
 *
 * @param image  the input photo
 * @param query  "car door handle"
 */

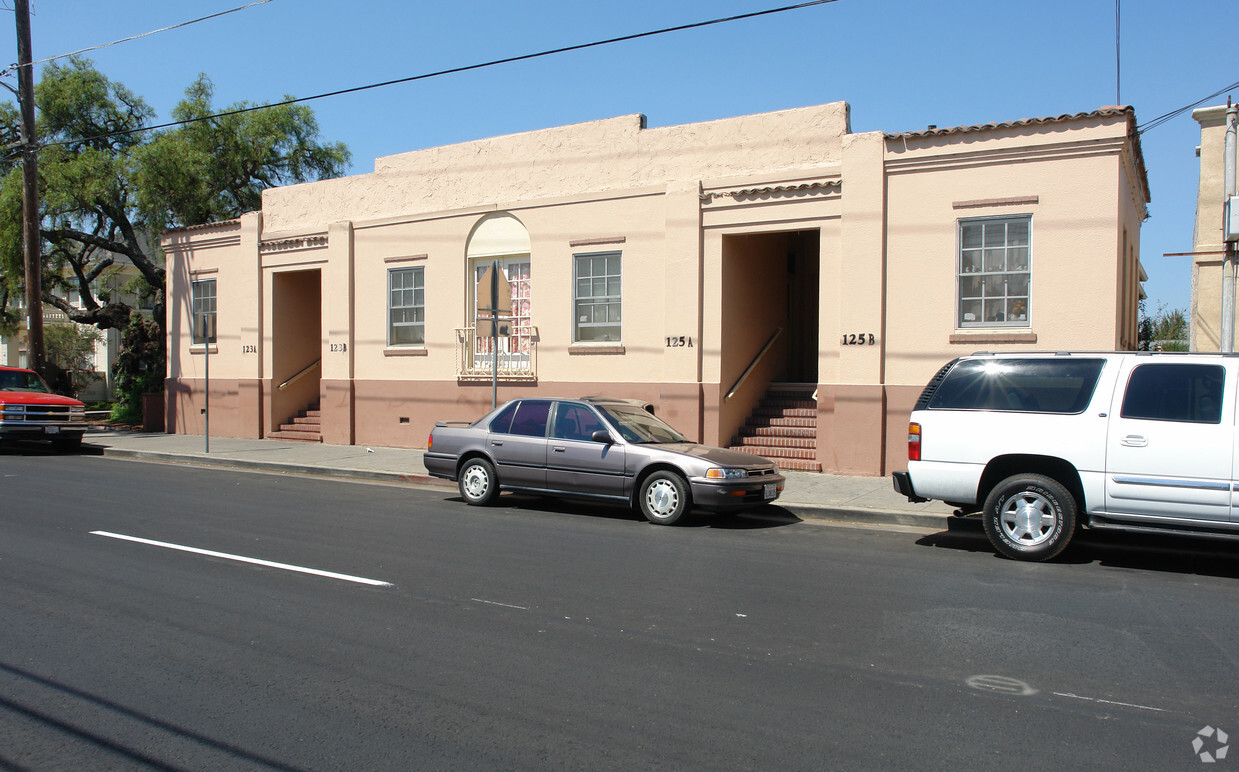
xmin=491 ymin=440 xmax=503 ymax=447
xmin=1120 ymin=435 xmax=1148 ymax=447
xmin=552 ymin=446 xmax=566 ymax=453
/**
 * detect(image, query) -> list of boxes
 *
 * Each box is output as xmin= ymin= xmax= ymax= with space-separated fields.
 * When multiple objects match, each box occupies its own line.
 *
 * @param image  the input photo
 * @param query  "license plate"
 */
xmin=44 ymin=426 xmax=60 ymax=435
xmin=763 ymin=483 xmax=777 ymax=499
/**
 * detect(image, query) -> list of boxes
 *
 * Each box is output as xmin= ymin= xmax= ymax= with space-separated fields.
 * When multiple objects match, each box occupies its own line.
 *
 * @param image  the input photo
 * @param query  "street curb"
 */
xmin=95 ymin=447 xmax=453 ymax=488
xmin=92 ymin=445 xmax=951 ymax=531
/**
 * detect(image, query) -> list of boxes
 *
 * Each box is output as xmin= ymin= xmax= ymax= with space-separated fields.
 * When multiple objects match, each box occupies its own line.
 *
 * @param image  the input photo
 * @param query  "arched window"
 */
xmin=466 ymin=214 xmax=532 ymax=370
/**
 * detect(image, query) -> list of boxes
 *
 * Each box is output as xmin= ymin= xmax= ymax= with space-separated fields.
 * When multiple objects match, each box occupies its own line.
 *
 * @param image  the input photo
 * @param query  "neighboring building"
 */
xmin=1 ymin=264 xmax=153 ymax=401
xmin=1190 ymin=105 xmax=1234 ymax=351
xmin=164 ymin=102 xmax=1149 ymax=476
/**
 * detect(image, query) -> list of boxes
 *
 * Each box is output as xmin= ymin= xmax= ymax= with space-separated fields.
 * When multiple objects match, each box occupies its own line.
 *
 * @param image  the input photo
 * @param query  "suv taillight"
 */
xmin=908 ymin=422 xmax=921 ymax=461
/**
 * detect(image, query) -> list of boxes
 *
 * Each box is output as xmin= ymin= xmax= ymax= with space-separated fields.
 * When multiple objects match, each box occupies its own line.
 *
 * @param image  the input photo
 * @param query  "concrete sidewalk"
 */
xmin=81 ymin=427 xmax=956 ymax=530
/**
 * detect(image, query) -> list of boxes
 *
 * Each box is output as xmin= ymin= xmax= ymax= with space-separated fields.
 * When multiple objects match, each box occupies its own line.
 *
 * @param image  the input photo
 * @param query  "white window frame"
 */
xmin=388 ymin=266 xmax=425 ymax=346
xmin=191 ymin=278 xmax=217 ymax=345
xmin=572 ymin=251 xmax=622 ymax=343
xmin=957 ymin=215 xmax=1031 ymax=329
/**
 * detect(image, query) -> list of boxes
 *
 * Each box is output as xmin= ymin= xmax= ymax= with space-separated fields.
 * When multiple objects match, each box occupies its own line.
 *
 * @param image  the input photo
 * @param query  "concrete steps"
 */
xmin=729 ymin=384 xmax=821 ymax=472
xmin=269 ymin=406 xmax=322 ymax=442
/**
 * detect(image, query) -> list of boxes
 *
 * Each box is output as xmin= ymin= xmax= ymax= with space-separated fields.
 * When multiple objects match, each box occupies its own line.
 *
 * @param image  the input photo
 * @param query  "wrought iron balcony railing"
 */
xmin=455 ymin=326 xmax=537 ymax=381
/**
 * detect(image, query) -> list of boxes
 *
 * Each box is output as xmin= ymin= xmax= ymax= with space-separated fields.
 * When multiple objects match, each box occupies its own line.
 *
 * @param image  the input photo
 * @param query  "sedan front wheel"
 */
xmin=638 ymin=470 xmax=690 ymax=525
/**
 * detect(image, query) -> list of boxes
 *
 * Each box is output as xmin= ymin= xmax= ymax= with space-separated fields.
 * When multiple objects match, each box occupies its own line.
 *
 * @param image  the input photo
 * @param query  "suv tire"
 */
xmin=982 ymin=474 xmax=1077 ymax=562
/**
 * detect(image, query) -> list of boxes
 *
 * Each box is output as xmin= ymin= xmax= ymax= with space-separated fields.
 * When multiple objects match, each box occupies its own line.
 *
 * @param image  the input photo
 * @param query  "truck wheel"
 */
xmin=458 ymin=458 xmax=499 ymax=506
xmin=638 ymin=470 xmax=690 ymax=525
xmin=982 ymin=474 xmax=1077 ymax=561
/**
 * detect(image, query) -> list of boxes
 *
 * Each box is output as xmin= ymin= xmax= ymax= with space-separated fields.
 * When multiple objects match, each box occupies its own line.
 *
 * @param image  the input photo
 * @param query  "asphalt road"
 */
xmin=2 ymin=451 xmax=1238 ymax=770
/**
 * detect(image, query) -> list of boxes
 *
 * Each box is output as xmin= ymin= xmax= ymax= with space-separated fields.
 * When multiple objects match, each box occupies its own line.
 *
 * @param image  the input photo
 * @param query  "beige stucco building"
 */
xmin=1190 ymin=104 xmax=1235 ymax=351
xmin=163 ymin=101 xmax=1149 ymax=476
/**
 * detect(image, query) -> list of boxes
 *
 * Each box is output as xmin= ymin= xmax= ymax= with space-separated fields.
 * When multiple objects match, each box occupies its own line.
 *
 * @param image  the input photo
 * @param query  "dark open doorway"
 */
xmin=720 ymin=229 xmax=819 ymax=388
xmin=271 ymin=269 xmax=322 ymax=434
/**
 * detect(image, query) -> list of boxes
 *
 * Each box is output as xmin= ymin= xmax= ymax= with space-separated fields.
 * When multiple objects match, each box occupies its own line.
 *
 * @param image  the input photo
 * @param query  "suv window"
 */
xmin=928 ymin=358 xmax=1105 ymax=414
xmin=1120 ymin=363 xmax=1224 ymax=424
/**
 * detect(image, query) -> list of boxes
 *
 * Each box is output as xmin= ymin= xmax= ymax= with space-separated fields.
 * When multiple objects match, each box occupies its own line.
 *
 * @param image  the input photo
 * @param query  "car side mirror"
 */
xmin=591 ymin=430 xmax=614 ymax=444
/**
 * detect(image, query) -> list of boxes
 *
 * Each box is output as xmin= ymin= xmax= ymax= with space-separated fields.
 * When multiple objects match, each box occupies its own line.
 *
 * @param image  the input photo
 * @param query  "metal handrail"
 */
xmin=725 ymin=327 xmax=783 ymax=402
xmin=278 ymin=358 xmax=321 ymax=392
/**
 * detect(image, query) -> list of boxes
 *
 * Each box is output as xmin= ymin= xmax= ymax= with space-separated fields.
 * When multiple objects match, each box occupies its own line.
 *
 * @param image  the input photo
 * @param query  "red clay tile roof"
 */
xmin=885 ymin=106 xmax=1149 ymax=203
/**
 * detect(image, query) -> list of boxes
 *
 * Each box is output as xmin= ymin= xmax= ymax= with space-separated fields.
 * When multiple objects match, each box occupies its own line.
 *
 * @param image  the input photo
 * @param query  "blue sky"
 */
xmin=2 ymin=0 xmax=1233 ymax=313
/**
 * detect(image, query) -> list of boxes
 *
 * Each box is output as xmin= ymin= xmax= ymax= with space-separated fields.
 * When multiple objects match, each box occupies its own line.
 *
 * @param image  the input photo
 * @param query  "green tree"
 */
xmin=1138 ymin=301 xmax=1189 ymax=351
xmin=43 ymin=321 xmax=102 ymax=397
xmin=0 ymin=58 xmax=349 ymax=413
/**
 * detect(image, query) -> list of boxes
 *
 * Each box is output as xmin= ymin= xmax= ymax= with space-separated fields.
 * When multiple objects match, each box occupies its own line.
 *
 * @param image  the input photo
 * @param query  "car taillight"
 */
xmin=427 ymin=432 xmax=433 ymax=450
xmin=908 ymin=422 xmax=921 ymax=461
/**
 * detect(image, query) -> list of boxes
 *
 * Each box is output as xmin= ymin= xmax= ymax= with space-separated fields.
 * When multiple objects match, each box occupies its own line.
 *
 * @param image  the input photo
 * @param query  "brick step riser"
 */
xmin=740 ymin=426 xmax=816 ymax=439
xmin=731 ymin=436 xmax=816 ymax=450
xmin=772 ymin=458 xmax=823 ymax=472
xmin=728 ymin=445 xmax=818 ymax=461
xmin=746 ymin=417 xmax=816 ymax=429
xmin=269 ymin=431 xmax=321 ymax=442
xmin=752 ymin=407 xmax=816 ymax=418
xmin=755 ymin=400 xmax=818 ymax=411
xmin=766 ymin=386 xmax=816 ymax=397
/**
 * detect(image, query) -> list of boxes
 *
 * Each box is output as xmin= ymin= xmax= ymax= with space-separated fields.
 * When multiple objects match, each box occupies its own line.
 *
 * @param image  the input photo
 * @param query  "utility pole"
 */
xmin=15 ymin=0 xmax=44 ymax=376
xmin=1222 ymin=101 xmax=1237 ymax=352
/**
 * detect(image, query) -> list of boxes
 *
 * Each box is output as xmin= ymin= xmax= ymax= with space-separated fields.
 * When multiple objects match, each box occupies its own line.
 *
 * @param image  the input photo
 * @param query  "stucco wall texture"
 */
xmin=164 ymin=101 xmax=1148 ymax=477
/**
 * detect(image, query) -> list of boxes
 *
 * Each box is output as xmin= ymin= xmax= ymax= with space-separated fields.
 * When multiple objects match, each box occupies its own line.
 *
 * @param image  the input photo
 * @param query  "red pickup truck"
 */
xmin=0 ymin=365 xmax=87 ymax=451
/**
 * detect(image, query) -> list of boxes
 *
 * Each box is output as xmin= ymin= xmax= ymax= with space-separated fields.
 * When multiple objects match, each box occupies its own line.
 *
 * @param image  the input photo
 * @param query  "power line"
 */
xmin=1138 ymin=78 xmax=1239 ymax=134
xmin=39 ymin=0 xmax=840 ymax=150
xmin=0 ymin=0 xmax=275 ymax=78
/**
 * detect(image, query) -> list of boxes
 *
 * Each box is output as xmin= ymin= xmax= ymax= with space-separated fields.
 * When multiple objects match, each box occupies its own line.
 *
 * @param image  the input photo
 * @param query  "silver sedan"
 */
xmin=424 ymin=396 xmax=785 ymax=525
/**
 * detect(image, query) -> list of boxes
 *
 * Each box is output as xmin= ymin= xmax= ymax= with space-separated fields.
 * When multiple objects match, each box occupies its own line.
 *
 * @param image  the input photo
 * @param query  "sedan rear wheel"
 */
xmin=639 ymin=470 xmax=690 ymax=525
xmin=458 ymin=458 xmax=499 ymax=506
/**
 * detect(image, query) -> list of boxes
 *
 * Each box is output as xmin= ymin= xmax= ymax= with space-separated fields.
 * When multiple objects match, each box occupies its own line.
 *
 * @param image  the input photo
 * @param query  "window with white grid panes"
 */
xmin=470 ymin=257 xmax=532 ymax=361
xmin=191 ymin=278 xmax=216 ymax=344
xmin=573 ymin=251 xmax=621 ymax=342
xmin=957 ymin=216 xmax=1030 ymax=328
xmin=388 ymin=267 xmax=425 ymax=345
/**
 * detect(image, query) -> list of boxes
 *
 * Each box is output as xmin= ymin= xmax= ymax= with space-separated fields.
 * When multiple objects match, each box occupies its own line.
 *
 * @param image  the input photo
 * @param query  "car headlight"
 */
xmin=705 ymin=467 xmax=748 ymax=479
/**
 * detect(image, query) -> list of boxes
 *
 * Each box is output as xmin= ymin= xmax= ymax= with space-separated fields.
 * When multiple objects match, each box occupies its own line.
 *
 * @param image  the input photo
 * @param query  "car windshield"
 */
xmin=0 ymin=370 xmax=51 ymax=393
xmin=597 ymin=404 xmax=687 ymax=444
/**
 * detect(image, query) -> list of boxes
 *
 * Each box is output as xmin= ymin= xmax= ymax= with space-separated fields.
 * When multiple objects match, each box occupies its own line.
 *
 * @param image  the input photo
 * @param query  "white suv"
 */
xmin=893 ymin=352 xmax=1237 ymax=561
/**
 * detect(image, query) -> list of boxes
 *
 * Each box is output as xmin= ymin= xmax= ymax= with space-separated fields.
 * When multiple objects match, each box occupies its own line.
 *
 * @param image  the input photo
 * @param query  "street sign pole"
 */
xmin=491 ymin=259 xmax=499 ymax=410
xmin=474 ymin=260 xmax=511 ymax=411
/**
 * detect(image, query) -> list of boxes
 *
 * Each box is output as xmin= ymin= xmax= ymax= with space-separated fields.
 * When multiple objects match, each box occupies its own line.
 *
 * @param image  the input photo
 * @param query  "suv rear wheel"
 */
xmin=982 ymin=474 xmax=1077 ymax=561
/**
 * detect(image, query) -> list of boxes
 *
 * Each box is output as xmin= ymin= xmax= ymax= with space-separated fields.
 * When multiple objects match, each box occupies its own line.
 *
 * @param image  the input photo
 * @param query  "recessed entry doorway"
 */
xmin=271 ymin=269 xmax=322 ymax=432
xmin=721 ymin=230 xmax=820 ymax=388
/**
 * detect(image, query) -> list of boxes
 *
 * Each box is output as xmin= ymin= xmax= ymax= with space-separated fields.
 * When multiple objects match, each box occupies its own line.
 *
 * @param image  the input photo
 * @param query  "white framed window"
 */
xmin=388 ymin=266 xmax=425 ymax=345
xmin=957 ymin=216 xmax=1030 ymax=328
xmin=191 ymin=278 xmax=217 ymax=344
xmin=573 ymin=251 xmax=621 ymax=342
xmin=469 ymin=256 xmax=532 ymax=365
